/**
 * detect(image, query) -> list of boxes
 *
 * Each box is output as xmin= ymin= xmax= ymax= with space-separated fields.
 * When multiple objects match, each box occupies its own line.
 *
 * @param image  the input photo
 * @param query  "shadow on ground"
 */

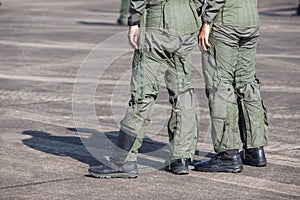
xmin=22 ymin=130 xmax=102 ymax=166
xmin=77 ymin=21 xmax=126 ymax=27
xmin=22 ymin=129 xmax=214 ymax=170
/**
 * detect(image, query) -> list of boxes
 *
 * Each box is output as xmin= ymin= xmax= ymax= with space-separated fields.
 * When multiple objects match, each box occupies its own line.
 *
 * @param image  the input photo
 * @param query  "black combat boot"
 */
xmin=88 ymin=130 xmax=138 ymax=178
xmin=240 ymin=146 xmax=267 ymax=167
xmin=88 ymin=161 xmax=138 ymax=179
xmin=194 ymin=150 xmax=243 ymax=173
xmin=169 ymin=158 xmax=189 ymax=175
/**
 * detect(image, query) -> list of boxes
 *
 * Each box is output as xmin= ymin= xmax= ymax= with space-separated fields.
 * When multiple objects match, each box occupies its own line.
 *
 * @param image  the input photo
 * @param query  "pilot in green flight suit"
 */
xmin=194 ymin=0 xmax=268 ymax=173
xmin=89 ymin=0 xmax=204 ymax=178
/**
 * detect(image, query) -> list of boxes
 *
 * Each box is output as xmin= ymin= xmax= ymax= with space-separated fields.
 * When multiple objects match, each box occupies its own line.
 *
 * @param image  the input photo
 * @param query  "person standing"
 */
xmin=89 ymin=0 xmax=203 ymax=178
xmin=117 ymin=0 xmax=130 ymax=25
xmin=194 ymin=0 xmax=268 ymax=173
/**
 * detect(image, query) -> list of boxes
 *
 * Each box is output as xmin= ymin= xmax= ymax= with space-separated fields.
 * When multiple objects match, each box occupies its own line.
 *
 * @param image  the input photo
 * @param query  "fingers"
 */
xmin=128 ymin=25 xmax=139 ymax=50
xmin=199 ymin=36 xmax=206 ymax=51
xmin=198 ymin=35 xmax=209 ymax=51
xmin=198 ymin=35 xmax=211 ymax=51
xmin=201 ymin=37 xmax=210 ymax=51
xmin=198 ymin=23 xmax=211 ymax=51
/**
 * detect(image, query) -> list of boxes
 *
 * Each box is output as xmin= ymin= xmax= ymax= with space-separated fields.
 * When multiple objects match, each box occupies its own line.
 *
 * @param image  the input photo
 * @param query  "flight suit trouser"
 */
xmin=111 ymin=31 xmax=198 ymax=164
xmin=202 ymin=24 xmax=268 ymax=153
xmin=111 ymin=0 xmax=199 ymax=164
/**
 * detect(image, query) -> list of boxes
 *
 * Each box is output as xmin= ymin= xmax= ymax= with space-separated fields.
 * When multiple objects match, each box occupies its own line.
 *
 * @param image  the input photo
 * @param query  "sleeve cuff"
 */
xmin=201 ymin=16 xmax=212 ymax=24
xmin=127 ymin=18 xmax=140 ymax=26
xmin=127 ymin=13 xmax=141 ymax=26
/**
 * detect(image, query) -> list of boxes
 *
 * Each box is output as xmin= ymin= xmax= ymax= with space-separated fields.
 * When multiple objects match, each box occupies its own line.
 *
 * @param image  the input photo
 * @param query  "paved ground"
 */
xmin=0 ymin=0 xmax=299 ymax=199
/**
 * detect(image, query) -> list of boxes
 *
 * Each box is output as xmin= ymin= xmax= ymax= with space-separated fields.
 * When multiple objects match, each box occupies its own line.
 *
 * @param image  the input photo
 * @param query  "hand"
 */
xmin=198 ymin=23 xmax=211 ymax=51
xmin=128 ymin=25 xmax=140 ymax=50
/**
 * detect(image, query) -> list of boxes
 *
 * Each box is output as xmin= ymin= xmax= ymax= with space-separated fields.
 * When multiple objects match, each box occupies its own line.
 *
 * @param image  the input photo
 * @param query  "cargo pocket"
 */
xmin=209 ymin=82 xmax=238 ymax=152
xmin=241 ymin=99 xmax=268 ymax=147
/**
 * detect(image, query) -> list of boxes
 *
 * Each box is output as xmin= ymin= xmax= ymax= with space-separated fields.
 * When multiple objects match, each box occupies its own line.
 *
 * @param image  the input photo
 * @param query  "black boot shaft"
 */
xmin=241 ymin=146 xmax=267 ymax=167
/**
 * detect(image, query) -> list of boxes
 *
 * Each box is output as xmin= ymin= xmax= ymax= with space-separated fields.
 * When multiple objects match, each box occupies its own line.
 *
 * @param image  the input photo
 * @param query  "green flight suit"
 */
xmin=202 ymin=0 xmax=268 ymax=153
xmin=112 ymin=0 xmax=202 ymax=164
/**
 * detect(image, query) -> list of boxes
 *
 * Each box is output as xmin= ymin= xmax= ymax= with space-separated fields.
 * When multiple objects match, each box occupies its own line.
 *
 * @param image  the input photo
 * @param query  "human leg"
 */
xmin=235 ymin=35 xmax=268 ymax=166
xmin=166 ymin=62 xmax=198 ymax=174
xmin=89 ymin=50 xmax=165 ymax=178
xmin=166 ymin=55 xmax=198 ymax=161
xmin=194 ymin=33 xmax=243 ymax=172
xmin=157 ymin=31 xmax=199 ymax=174
xmin=203 ymin=36 xmax=241 ymax=153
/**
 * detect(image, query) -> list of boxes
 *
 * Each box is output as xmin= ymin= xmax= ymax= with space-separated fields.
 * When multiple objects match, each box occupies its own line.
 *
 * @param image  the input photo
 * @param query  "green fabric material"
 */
xmin=162 ymin=0 xmax=200 ymax=34
xmin=115 ymin=0 xmax=201 ymax=163
xmin=144 ymin=0 xmax=200 ymax=34
xmin=119 ymin=29 xmax=198 ymax=162
xmin=202 ymin=24 xmax=268 ymax=153
xmin=238 ymin=83 xmax=268 ymax=149
xmin=214 ymin=0 xmax=259 ymax=27
xmin=202 ymin=0 xmax=226 ymax=23
xmin=130 ymin=0 xmax=202 ymax=27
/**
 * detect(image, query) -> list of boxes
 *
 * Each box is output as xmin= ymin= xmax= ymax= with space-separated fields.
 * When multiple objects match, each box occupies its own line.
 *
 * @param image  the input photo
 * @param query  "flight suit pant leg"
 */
xmin=112 ymin=49 xmax=167 ymax=164
xmin=202 ymin=35 xmax=240 ymax=153
xmin=202 ymin=26 xmax=268 ymax=153
xmin=166 ymin=55 xmax=198 ymax=161
xmin=235 ymin=36 xmax=268 ymax=149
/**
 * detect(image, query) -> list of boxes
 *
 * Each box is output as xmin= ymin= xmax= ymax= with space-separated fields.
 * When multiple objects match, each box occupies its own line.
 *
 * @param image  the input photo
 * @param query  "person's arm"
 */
xmin=128 ymin=25 xmax=140 ymax=50
xmin=194 ymin=0 xmax=204 ymax=16
xmin=127 ymin=0 xmax=149 ymax=50
xmin=198 ymin=23 xmax=210 ymax=51
xmin=198 ymin=0 xmax=225 ymax=51
xmin=127 ymin=0 xmax=149 ymax=26
xmin=201 ymin=0 xmax=225 ymax=24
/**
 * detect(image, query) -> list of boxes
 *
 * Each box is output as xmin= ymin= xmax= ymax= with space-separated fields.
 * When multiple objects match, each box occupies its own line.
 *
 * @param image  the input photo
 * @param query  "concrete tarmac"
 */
xmin=0 ymin=0 xmax=299 ymax=199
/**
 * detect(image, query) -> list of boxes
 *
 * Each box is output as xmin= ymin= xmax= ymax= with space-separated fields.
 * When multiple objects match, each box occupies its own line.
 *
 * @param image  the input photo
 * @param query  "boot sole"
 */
xmin=194 ymin=165 xmax=243 ymax=173
xmin=89 ymin=171 xmax=138 ymax=179
xmin=169 ymin=169 xmax=189 ymax=175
